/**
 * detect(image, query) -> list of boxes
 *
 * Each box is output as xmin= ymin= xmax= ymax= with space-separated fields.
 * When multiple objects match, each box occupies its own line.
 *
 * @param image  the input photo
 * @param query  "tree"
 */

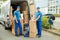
xmin=3 ymin=0 xmax=7 ymax=2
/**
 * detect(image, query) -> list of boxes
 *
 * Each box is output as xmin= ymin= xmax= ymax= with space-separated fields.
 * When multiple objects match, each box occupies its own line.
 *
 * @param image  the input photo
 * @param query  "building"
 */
xmin=48 ymin=0 xmax=60 ymax=14
xmin=34 ymin=0 xmax=48 ymax=14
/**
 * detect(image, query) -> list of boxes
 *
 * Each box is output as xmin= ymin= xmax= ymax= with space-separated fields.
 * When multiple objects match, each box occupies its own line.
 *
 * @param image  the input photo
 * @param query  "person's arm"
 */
xmin=34 ymin=12 xmax=40 ymax=21
xmin=14 ymin=11 xmax=18 ymax=23
xmin=36 ymin=15 xmax=40 ymax=21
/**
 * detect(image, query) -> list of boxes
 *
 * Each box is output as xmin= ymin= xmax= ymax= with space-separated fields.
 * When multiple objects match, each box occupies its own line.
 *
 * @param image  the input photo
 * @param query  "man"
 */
xmin=34 ymin=7 xmax=42 ymax=37
xmin=14 ymin=6 xmax=22 ymax=36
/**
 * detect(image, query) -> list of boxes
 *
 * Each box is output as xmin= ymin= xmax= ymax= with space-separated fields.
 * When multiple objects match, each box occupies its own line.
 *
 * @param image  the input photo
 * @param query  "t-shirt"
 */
xmin=14 ymin=10 xmax=21 ymax=20
xmin=35 ymin=11 xmax=42 ymax=21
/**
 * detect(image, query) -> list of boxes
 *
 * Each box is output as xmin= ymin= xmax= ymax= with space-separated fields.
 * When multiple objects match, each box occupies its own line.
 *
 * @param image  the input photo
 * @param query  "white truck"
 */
xmin=0 ymin=0 xmax=10 ymax=29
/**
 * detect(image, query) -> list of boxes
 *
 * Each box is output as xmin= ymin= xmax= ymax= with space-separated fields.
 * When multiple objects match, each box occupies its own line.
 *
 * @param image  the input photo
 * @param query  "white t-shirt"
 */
xmin=21 ymin=14 xmax=23 ymax=19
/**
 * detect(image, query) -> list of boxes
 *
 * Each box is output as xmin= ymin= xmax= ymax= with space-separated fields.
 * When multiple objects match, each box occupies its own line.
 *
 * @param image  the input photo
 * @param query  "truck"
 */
xmin=0 ymin=0 xmax=10 ymax=29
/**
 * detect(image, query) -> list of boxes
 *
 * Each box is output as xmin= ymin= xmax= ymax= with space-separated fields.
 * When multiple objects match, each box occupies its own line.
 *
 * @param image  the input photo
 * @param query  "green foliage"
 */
xmin=42 ymin=16 xmax=50 ymax=29
xmin=3 ymin=0 xmax=7 ymax=2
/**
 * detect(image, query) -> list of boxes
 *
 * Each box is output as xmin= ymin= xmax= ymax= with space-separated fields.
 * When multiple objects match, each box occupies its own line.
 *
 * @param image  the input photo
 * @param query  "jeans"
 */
xmin=36 ymin=21 xmax=42 ymax=36
xmin=14 ymin=20 xmax=22 ymax=35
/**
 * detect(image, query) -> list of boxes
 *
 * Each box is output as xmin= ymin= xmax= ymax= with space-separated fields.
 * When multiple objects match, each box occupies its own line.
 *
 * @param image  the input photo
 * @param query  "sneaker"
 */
xmin=15 ymin=34 xmax=20 ymax=37
xmin=38 ymin=35 xmax=41 ymax=38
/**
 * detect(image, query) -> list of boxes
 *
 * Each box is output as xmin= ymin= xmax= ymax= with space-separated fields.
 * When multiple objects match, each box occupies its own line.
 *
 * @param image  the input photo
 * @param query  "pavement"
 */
xmin=52 ymin=17 xmax=60 ymax=29
xmin=0 ymin=25 xmax=60 ymax=40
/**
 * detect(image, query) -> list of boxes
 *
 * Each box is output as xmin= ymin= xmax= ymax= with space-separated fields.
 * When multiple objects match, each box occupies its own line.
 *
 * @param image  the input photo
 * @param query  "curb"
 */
xmin=43 ymin=28 xmax=60 ymax=36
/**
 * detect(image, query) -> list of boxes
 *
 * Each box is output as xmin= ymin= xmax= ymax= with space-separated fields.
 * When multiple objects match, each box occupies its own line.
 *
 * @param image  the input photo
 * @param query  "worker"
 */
xmin=14 ymin=6 xmax=22 ymax=36
xmin=34 ymin=7 xmax=42 ymax=37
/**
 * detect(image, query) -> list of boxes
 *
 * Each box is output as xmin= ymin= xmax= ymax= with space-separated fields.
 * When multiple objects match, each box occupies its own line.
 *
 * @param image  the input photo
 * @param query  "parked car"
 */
xmin=43 ymin=14 xmax=55 ymax=29
xmin=43 ymin=14 xmax=55 ymax=20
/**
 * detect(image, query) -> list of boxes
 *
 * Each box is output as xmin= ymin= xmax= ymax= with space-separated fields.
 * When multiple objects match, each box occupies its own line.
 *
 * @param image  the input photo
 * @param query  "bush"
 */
xmin=3 ymin=0 xmax=7 ymax=2
xmin=42 ymin=16 xmax=50 ymax=29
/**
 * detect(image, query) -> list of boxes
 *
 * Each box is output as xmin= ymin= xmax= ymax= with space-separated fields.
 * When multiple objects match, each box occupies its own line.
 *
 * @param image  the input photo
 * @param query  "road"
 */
xmin=53 ymin=17 xmax=60 ymax=29
xmin=0 ymin=25 xmax=60 ymax=40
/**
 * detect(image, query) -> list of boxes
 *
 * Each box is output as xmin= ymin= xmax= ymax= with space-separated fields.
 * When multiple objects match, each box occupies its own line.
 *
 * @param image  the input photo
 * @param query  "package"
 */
xmin=11 ymin=19 xmax=15 ymax=35
xmin=29 ymin=20 xmax=37 ymax=38
xmin=29 ymin=32 xmax=36 ymax=38
xmin=23 ymin=11 xmax=29 ymax=24
xmin=23 ymin=11 xmax=28 ymax=15
xmin=20 ymin=19 xmax=24 ymax=34
xmin=24 ymin=15 xmax=29 ymax=24
xmin=30 ymin=4 xmax=36 ymax=15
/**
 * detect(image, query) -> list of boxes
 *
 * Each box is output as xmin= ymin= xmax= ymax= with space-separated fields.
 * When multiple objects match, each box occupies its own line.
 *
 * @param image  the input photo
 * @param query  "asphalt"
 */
xmin=52 ymin=17 xmax=60 ymax=29
xmin=0 ymin=25 xmax=60 ymax=40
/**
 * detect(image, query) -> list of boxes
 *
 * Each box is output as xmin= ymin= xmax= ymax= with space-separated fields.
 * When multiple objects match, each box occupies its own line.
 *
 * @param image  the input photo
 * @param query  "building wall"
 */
xmin=48 ymin=0 xmax=60 ymax=14
xmin=34 ymin=0 xmax=48 ymax=14
xmin=40 ymin=7 xmax=48 ymax=14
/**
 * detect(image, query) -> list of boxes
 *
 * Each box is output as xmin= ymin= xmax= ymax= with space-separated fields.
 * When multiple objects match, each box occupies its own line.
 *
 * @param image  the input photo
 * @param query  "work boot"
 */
xmin=38 ymin=35 xmax=41 ymax=38
xmin=15 ymin=34 xmax=20 ymax=37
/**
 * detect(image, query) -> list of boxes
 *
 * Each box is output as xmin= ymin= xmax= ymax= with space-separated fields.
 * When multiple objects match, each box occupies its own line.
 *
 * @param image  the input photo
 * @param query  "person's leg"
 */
xmin=38 ymin=22 xmax=42 ymax=36
xmin=14 ymin=20 xmax=18 ymax=36
xmin=18 ymin=20 xmax=22 ymax=35
xmin=36 ymin=21 xmax=39 ymax=35
xmin=37 ymin=21 xmax=42 ymax=36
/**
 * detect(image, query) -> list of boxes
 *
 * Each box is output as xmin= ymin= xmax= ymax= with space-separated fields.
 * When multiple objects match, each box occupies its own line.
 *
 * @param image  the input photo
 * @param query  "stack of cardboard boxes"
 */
xmin=20 ymin=19 xmax=24 ymax=34
xmin=29 ymin=20 xmax=37 ymax=38
xmin=23 ymin=11 xmax=29 ymax=24
xmin=11 ymin=17 xmax=15 ymax=35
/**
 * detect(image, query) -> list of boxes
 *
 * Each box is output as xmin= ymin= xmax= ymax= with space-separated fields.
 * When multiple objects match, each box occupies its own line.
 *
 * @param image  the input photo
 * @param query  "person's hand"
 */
xmin=33 ymin=19 xmax=36 ymax=22
xmin=16 ymin=20 xmax=18 ymax=23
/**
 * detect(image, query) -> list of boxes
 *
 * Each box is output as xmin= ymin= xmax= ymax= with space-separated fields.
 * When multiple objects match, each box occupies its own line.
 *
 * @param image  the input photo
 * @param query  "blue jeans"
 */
xmin=36 ymin=21 xmax=42 ymax=36
xmin=14 ymin=20 xmax=22 ymax=35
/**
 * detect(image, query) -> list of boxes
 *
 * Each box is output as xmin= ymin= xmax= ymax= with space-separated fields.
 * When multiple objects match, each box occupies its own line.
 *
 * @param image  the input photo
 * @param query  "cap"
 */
xmin=17 ymin=6 xmax=20 ymax=8
xmin=37 ymin=7 xmax=40 ymax=9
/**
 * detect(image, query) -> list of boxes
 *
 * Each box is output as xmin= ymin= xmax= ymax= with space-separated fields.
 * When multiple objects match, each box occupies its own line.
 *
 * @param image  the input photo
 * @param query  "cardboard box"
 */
xmin=30 ymin=4 xmax=36 ymax=15
xmin=23 ymin=11 xmax=28 ymax=15
xmin=29 ymin=32 xmax=36 ymax=38
xmin=20 ymin=19 xmax=24 ymax=34
xmin=29 ymin=20 xmax=37 ymax=38
xmin=11 ymin=19 xmax=15 ymax=35
xmin=24 ymin=15 xmax=29 ymax=24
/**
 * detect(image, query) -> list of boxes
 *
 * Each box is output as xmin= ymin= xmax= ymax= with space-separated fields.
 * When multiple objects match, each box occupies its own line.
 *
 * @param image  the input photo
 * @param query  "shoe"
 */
xmin=20 ymin=34 xmax=23 ymax=36
xmin=37 ymin=34 xmax=39 ymax=35
xmin=38 ymin=35 xmax=41 ymax=38
xmin=15 ymin=34 xmax=20 ymax=37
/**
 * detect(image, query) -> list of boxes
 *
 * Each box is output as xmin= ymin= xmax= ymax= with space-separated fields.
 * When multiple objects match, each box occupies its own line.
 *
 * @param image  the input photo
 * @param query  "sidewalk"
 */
xmin=52 ymin=17 xmax=60 ymax=29
xmin=0 ymin=25 xmax=60 ymax=40
xmin=43 ymin=28 xmax=60 ymax=36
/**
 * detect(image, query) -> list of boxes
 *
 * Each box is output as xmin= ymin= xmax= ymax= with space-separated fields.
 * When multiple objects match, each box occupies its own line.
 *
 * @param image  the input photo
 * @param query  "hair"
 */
xmin=17 ymin=6 xmax=20 ymax=8
xmin=37 ymin=7 xmax=40 ymax=9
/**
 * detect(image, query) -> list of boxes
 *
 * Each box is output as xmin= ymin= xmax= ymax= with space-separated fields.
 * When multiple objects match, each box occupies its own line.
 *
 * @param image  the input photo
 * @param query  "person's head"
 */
xmin=16 ymin=6 xmax=20 ymax=11
xmin=37 ymin=7 xmax=40 ymax=12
